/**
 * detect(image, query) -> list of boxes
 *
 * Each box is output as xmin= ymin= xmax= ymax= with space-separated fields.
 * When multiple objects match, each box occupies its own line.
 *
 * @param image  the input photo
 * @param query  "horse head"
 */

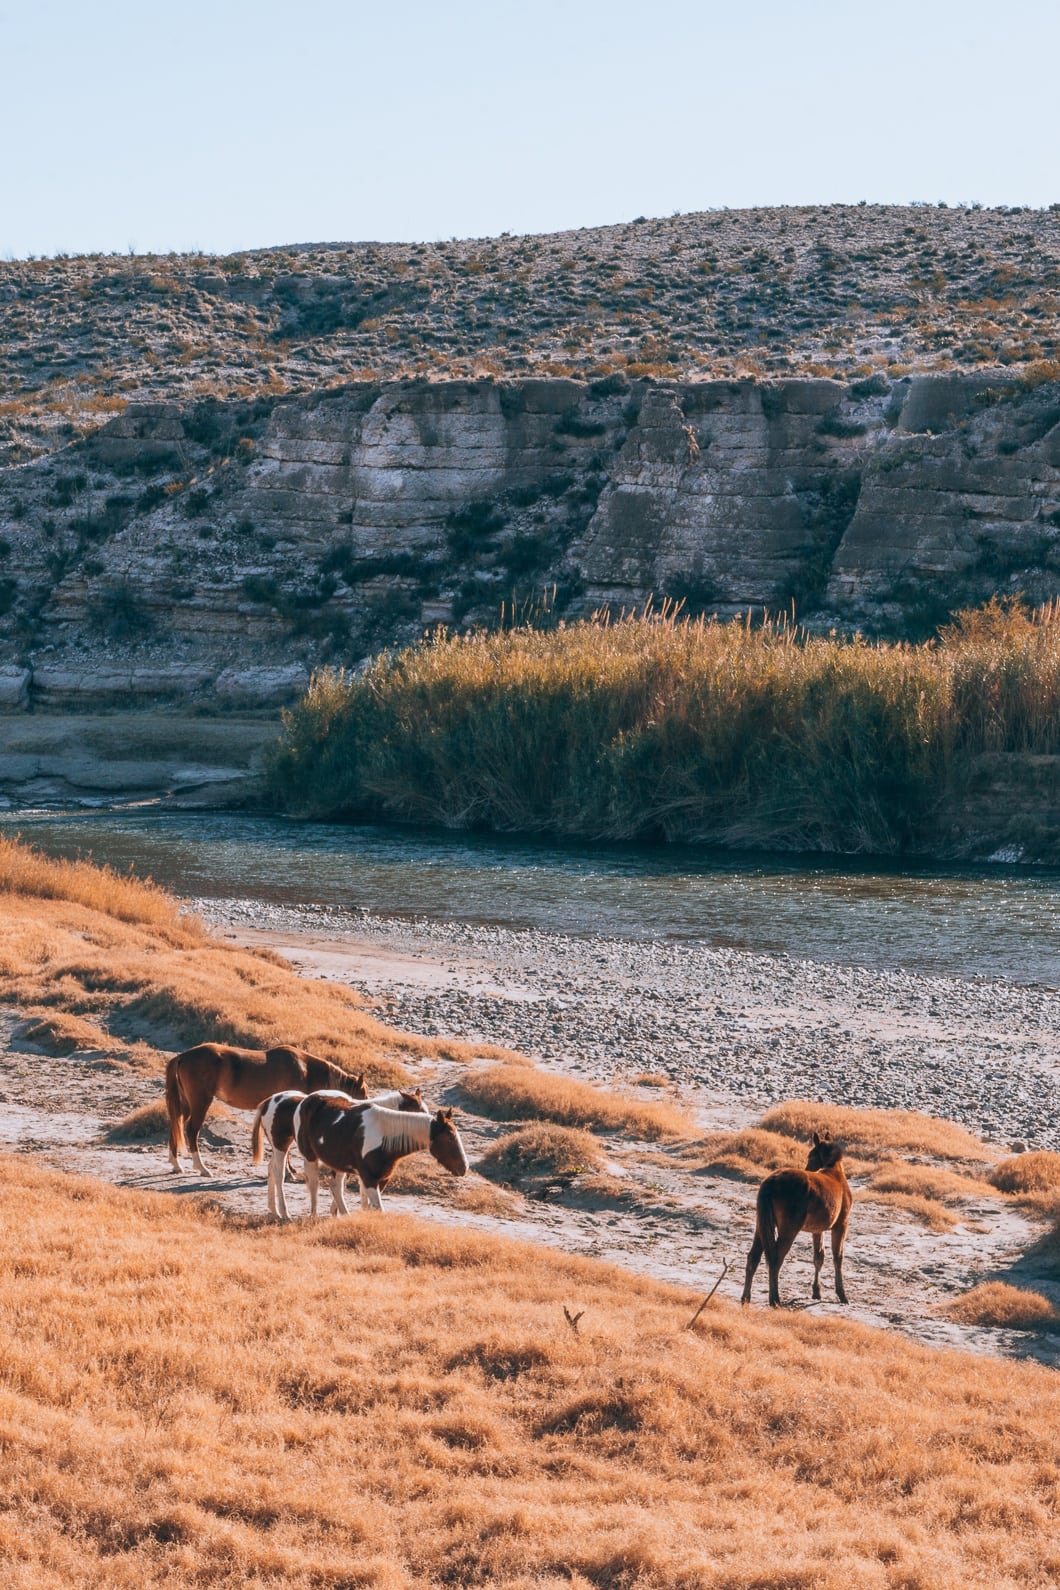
xmin=429 ymin=1107 xmax=469 ymax=1177
xmin=807 ymin=1130 xmax=845 ymax=1171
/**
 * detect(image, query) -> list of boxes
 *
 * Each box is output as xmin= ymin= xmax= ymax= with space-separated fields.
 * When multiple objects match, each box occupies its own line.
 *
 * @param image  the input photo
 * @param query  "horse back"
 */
xmin=801 ymin=1167 xmax=850 ymax=1232
xmin=295 ymin=1095 xmax=369 ymax=1174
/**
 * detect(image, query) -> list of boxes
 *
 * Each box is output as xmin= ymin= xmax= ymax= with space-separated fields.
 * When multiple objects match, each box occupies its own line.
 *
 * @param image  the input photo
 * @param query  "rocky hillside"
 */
xmin=1 ymin=207 xmax=1059 ymax=712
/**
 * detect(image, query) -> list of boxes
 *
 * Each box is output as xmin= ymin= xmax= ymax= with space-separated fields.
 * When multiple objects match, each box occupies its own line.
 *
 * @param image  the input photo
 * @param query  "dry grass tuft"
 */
xmin=103 ymin=1101 xmax=171 ymax=1141
xmin=11 ymin=1009 xmax=113 ymax=1056
xmin=941 ymin=1281 xmax=1060 ymax=1331
xmin=456 ymin=1063 xmax=694 ymax=1142
xmin=989 ymin=1152 xmax=1060 ymax=1213
xmin=760 ymin=1100 xmax=990 ymax=1164
xmin=863 ymin=1163 xmax=996 ymax=1229
xmin=684 ymin=1127 xmax=807 ymax=1180
xmin=3 ymin=1159 xmax=1060 ymax=1587
xmin=385 ymin=1155 xmax=523 ymax=1216
xmin=478 ymin=1123 xmax=605 ymax=1184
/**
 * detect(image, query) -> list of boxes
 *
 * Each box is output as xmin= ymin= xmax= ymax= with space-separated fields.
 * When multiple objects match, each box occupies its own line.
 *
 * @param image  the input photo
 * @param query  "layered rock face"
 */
xmin=1 ymin=373 xmax=1059 ymax=710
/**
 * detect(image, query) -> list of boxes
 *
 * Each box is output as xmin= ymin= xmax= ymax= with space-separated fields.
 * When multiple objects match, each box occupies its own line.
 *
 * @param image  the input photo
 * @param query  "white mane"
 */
xmin=361 ymin=1104 xmax=431 ymax=1156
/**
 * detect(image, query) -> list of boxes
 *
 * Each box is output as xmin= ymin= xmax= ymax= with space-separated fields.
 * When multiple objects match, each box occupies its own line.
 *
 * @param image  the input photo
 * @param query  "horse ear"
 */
xmin=823 ymin=1129 xmax=832 ymax=1141
xmin=812 ymin=1131 xmax=821 ymax=1146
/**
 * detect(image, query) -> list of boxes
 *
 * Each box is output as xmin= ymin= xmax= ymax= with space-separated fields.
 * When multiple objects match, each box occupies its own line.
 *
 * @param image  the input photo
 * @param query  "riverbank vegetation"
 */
xmin=3 ymin=1160 xmax=1060 ymax=1589
xmin=268 ymin=598 xmax=1060 ymax=854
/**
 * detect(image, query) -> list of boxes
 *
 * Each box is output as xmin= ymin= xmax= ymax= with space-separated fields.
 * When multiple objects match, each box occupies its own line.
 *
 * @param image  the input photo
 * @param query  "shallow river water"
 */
xmin=4 ymin=809 xmax=1059 ymax=987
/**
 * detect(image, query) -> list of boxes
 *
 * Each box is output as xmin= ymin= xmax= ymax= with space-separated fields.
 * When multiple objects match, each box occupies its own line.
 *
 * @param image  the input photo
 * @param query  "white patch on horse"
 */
xmin=360 ymin=1104 xmax=431 ymax=1158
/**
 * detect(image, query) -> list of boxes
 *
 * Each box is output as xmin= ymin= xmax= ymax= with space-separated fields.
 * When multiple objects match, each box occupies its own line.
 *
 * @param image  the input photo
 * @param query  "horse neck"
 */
xmin=362 ymin=1105 xmax=431 ymax=1159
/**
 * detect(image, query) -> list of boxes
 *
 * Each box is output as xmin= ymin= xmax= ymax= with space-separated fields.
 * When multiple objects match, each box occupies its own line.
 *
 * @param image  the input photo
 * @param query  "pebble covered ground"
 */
xmin=196 ymin=898 xmax=1060 ymax=1155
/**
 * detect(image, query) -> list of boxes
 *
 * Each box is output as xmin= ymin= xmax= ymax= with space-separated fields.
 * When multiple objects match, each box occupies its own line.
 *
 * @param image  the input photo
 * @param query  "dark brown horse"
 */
xmin=291 ymin=1095 xmax=468 ymax=1221
xmin=166 ymin=1043 xmax=367 ymax=1175
xmin=741 ymin=1131 xmax=852 ymax=1308
xmin=250 ymin=1087 xmax=427 ymax=1218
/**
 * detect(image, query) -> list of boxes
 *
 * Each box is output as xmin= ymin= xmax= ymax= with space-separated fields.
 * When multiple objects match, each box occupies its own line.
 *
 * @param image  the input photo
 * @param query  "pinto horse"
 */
xmin=165 ymin=1042 xmax=367 ymax=1175
xmin=741 ymin=1131 xmax=852 ymax=1308
xmin=251 ymin=1087 xmax=427 ymax=1218
xmin=285 ymin=1095 xmax=468 ymax=1221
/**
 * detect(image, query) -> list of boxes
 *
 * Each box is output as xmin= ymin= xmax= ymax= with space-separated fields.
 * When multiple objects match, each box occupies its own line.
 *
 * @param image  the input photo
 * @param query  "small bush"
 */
xmin=941 ymin=1282 xmax=1059 ymax=1330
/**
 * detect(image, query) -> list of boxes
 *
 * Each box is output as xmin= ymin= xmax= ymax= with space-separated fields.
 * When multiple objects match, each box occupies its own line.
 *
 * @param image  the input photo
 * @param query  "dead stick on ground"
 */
xmin=686 ymin=1259 xmax=731 ymax=1330
xmin=563 ymin=1306 xmax=584 ymax=1336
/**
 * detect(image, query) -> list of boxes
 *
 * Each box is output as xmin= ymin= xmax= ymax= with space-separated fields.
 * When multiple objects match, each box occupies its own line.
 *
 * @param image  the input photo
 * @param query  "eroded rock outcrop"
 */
xmin=0 ymin=373 xmax=1058 ymax=712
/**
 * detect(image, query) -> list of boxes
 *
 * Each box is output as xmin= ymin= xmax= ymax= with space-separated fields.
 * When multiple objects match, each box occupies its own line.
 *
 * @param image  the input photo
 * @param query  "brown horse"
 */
xmin=291 ymin=1095 xmax=468 ymax=1221
xmin=166 ymin=1043 xmax=367 ymax=1175
xmin=250 ymin=1087 xmax=427 ymax=1218
xmin=741 ymin=1131 xmax=852 ymax=1308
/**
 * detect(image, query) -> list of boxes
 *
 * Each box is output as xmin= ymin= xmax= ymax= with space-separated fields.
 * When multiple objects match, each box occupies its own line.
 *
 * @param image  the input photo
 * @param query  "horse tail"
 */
xmin=756 ymin=1178 xmax=779 ymax=1268
xmin=165 ymin=1056 xmax=187 ymax=1159
xmin=250 ymin=1099 xmax=269 ymax=1166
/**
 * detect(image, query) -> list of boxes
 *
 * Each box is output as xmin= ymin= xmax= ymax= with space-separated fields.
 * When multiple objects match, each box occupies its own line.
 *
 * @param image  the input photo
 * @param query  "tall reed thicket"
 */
xmin=269 ymin=598 xmax=1060 ymax=853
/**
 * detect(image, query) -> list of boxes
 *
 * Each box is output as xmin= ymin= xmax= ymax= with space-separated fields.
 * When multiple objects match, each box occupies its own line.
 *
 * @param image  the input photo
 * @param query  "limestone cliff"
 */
xmin=1 ymin=372 xmax=1058 ymax=710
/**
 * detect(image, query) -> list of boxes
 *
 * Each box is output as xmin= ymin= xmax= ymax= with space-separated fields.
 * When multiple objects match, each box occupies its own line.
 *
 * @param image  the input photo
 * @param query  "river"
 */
xmin=3 ymin=809 xmax=1059 ymax=987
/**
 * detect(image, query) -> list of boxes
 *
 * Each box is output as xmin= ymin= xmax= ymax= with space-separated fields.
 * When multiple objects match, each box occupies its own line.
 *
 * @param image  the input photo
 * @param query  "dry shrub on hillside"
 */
xmin=761 ymin=1100 xmax=989 ymax=1164
xmin=863 ymin=1163 xmax=997 ymax=1230
xmin=104 ymin=1101 xmax=174 ymax=1141
xmin=384 ymin=1155 xmax=521 ymax=1216
xmin=941 ymin=1282 xmax=1060 ymax=1330
xmin=457 ymin=1063 xmax=694 ymax=1141
xmin=3 ymin=1160 xmax=1060 ymax=1588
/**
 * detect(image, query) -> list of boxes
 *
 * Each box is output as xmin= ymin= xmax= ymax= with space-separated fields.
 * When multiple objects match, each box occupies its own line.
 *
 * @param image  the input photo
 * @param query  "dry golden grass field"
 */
xmin=3 ymin=1161 xmax=1060 ymax=1590
xmin=3 ymin=836 xmax=1060 ymax=1584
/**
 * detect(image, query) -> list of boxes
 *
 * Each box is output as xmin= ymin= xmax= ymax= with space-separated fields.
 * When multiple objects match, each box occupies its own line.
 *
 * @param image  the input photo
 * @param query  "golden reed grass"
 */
xmin=267 ymin=597 xmax=1060 ymax=851
xmin=2 ymin=1161 xmax=1060 ymax=1589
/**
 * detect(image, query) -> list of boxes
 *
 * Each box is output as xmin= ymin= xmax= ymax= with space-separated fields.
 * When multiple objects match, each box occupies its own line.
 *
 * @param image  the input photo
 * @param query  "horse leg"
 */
xmin=812 ymin=1233 xmax=825 ymax=1301
xmin=331 ymin=1174 xmax=350 ymax=1217
xmin=741 ymin=1234 xmax=764 ymax=1305
xmin=185 ymin=1094 xmax=212 ymax=1177
xmin=831 ymin=1219 xmax=849 ymax=1303
xmin=305 ymin=1163 xmax=320 ymax=1217
xmin=768 ymin=1218 xmax=799 ymax=1308
xmin=359 ymin=1178 xmax=369 ymax=1211
xmin=275 ymin=1153 xmax=293 ymax=1222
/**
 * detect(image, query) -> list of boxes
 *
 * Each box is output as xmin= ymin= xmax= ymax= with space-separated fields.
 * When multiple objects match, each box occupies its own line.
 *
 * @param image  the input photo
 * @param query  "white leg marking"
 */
xmin=306 ymin=1162 xmax=320 ymax=1216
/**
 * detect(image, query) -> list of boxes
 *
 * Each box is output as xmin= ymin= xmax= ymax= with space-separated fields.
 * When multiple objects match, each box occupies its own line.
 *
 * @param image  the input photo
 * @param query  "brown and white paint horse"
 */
xmin=285 ymin=1094 xmax=468 ymax=1221
xmin=165 ymin=1042 xmax=368 ymax=1175
xmin=741 ymin=1131 xmax=852 ymax=1308
xmin=251 ymin=1087 xmax=427 ymax=1219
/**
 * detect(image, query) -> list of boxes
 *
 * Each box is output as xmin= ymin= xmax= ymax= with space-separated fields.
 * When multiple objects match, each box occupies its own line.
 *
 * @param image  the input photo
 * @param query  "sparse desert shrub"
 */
xmin=89 ymin=579 xmax=153 ymax=640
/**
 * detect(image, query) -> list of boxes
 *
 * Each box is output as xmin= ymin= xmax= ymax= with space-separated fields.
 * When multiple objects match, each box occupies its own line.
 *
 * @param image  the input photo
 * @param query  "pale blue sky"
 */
xmin=2 ymin=0 xmax=1057 ymax=257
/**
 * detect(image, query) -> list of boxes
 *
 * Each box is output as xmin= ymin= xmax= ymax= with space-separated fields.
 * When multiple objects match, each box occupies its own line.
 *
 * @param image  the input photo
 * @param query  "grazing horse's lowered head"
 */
xmin=741 ymin=1129 xmax=852 ymax=1309
xmin=426 ymin=1107 xmax=470 ymax=1179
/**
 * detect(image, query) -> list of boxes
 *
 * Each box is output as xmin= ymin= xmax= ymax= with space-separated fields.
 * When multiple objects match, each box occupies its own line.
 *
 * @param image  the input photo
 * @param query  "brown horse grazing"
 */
xmin=741 ymin=1131 xmax=852 ymax=1309
xmin=166 ymin=1043 xmax=367 ymax=1175
xmin=251 ymin=1087 xmax=427 ymax=1218
xmin=290 ymin=1095 xmax=468 ymax=1222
